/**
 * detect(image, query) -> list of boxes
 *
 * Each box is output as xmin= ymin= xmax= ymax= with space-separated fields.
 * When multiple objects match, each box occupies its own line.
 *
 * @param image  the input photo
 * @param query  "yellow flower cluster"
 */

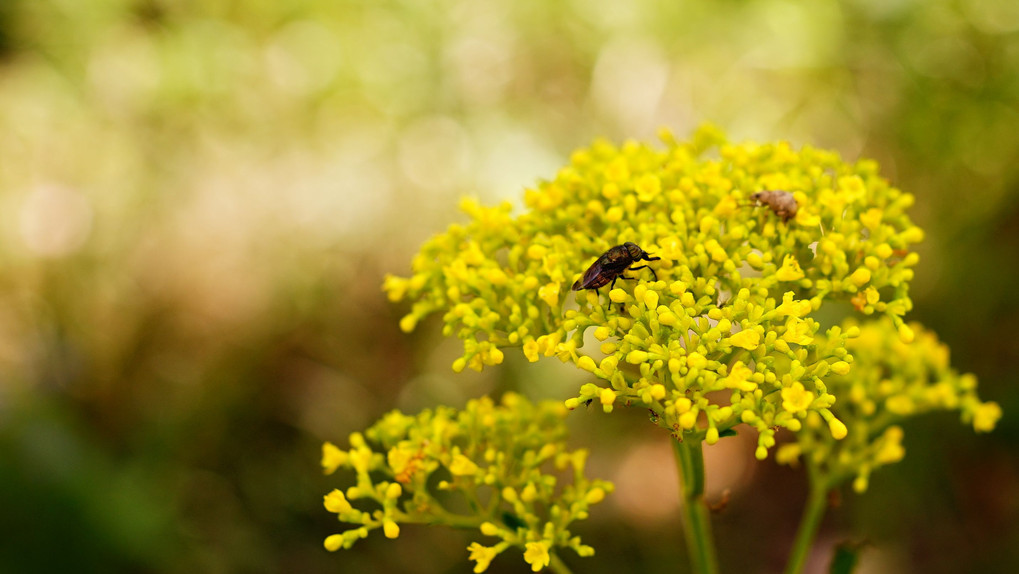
xmin=776 ymin=317 xmax=1001 ymax=492
xmin=386 ymin=125 xmax=927 ymax=457
xmin=321 ymin=393 xmax=611 ymax=572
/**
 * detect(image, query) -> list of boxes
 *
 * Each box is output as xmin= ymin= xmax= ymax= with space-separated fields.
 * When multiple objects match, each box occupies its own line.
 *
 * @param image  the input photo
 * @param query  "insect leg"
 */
xmin=628 ymin=265 xmax=658 ymax=281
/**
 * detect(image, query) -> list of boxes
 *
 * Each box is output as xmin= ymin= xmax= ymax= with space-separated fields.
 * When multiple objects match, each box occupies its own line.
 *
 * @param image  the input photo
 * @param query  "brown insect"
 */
xmin=748 ymin=190 xmax=798 ymax=222
xmin=571 ymin=242 xmax=661 ymax=291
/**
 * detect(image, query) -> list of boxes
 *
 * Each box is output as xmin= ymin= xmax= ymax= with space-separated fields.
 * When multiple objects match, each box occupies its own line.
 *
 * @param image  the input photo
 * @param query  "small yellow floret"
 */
xmin=524 ymin=542 xmax=551 ymax=572
xmin=776 ymin=255 xmax=805 ymax=282
xmin=449 ymin=454 xmax=479 ymax=476
xmin=322 ymin=442 xmax=348 ymax=474
xmin=781 ymin=382 xmax=814 ymax=414
xmin=324 ymin=489 xmax=352 ymax=514
xmin=973 ymin=402 xmax=1002 ymax=432
xmin=729 ymin=329 xmax=760 ymax=350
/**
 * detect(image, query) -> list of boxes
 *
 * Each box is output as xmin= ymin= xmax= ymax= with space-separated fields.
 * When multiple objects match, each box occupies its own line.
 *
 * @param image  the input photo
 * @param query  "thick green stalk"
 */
xmin=672 ymin=438 xmax=719 ymax=574
xmin=549 ymin=553 xmax=574 ymax=574
xmin=783 ymin=472 xmax=830 ymax=574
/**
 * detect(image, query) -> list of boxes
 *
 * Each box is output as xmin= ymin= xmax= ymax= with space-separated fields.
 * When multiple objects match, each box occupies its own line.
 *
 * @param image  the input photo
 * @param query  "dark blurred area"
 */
xmin=0 ymin=1 xmax=1015 ymax=573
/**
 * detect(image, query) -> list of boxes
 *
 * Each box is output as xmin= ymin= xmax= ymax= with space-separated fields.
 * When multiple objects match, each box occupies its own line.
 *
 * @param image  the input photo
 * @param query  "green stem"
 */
xmin=672 ymin=438 xmax=719 ymax=574
xmin=549 ymin=553 xmax=574 ymax=574
xmin=783 ymin=473 xmax=829 ymax=574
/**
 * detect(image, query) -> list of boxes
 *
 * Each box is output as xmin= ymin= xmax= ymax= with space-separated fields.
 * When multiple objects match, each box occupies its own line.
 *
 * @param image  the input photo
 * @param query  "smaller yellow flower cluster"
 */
xmin=775 ymin=317 xmax=1001 ymax=492
xmin=321 ymin=393 xmax=612 ymax=572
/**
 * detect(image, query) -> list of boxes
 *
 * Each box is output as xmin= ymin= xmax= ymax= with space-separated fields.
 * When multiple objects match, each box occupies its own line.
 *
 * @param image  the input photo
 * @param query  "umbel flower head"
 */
xmin=385 ymin=125 xmax=928 ymax=458
xmin=777 ymin=317 xmax=1002 ymax=492
xmin=321 ymin=394 xmax=611 ymax=572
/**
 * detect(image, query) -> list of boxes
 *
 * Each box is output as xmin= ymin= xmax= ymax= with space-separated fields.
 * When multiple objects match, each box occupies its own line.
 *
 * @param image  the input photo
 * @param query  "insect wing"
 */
xmin=575 ymin=259 xmax=611 ymax=290
xmin=574 ymin=245 xmax=630 ymax=290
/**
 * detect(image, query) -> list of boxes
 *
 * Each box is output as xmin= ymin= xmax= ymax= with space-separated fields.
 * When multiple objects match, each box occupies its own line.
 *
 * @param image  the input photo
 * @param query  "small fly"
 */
xmin=747 ymin=190 xmax=798 ymax=222
xmin=571 ymin=242 xmax=661 ymax=291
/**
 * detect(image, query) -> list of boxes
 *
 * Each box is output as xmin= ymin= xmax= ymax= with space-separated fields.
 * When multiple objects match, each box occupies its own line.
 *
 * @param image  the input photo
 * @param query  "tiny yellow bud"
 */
xmin=521 ymin=483 xmax=537 ymax=502
xmin=626 ymin=350 xmax=649 ymax=364
xmin=830 ymin=361 xmax=851 ymax=375
xmin=576 ymin=355 xmax=598 ymax=372
xmin=644 ymin=290 xmax=660 ymax=309
xmin=599 ymin=355 xmax=619 ymax=374
xmin=593 ymin=326 xmax=612 ymax=341
xmin=480 ymin=522 xmax=500 ymax=536
xmin=705 ymin=427 xmax=719 ymax=445
xmin=609 ymin=288 xmax=628 ymax=303
xmin=399 ymin=314 xmax=418 ymax=333
xmin=850 ymin=267 xmax=872 ymax=287
xmin=687 ymin=352 xmax=707 ymax=369
xmin=658 ymin=310 xmax=678 ymax=326
xmin=828 ymin=417 xmax=848 ymax=440
xmin=585 ymin=487 xmax=606 ymax=504
xmin=385 ymin=483 xmax=402 ymax=500
xmin=600 ymin=388 xmax=617 ymax=406
xmin=324 ymin=534 xmax=343 ymax=551
xmin=383 ymin=519 xmax=400 ymax=539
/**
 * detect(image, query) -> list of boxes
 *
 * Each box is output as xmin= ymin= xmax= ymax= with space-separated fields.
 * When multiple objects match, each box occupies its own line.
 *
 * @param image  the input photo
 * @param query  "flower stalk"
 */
xmin=673 ymin=438 xmax=719 ymax=574
xmin=783 ymin=465 xmax=830 ymax=574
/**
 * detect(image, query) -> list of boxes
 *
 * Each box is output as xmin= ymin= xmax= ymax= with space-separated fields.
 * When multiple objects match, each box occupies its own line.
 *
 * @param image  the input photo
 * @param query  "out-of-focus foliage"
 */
xmin=0 ymin=0 xmax=1016 ymax=573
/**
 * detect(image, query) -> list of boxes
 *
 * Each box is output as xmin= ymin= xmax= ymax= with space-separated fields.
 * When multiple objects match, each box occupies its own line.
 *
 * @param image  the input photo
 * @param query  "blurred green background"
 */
xmin=0 ymin=1 xmax=1016 ymax=572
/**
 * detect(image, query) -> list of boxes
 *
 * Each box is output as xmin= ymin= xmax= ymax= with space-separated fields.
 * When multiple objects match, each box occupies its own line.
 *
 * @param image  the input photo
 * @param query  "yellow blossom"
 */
xmin=722 ymin=362 xmax=757 ymax=392
xmin=468 ymin=543 xmax=498 ymax=573
xmin=973 ymin=402 xmax=1002 ymax=432
xmin=322 ymin=442 xmax=348 ymax=474
xmin=449 ymin=454 xmax=479 ymax=476
xmin=776 ymin=255 xmax=805 ymax=281
xmin=524 ymin=542 xmax=551 ymax=572
xmin=538 ymin=282 xmax=561 ymax=307
xmin=781 ymin=382 xmax=814 ymax=414
xmin=729 ymin=329 xmax=760 ymax=350
xmin=324 ymin=489 xmax=353 ymax=514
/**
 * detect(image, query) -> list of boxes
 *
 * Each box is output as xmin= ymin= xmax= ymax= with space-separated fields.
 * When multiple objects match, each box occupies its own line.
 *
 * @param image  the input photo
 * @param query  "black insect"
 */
xmin=571 ymin=242 xmax=661 ymax=291
xmin=748 ymin=190 xmax=798 ymax=222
